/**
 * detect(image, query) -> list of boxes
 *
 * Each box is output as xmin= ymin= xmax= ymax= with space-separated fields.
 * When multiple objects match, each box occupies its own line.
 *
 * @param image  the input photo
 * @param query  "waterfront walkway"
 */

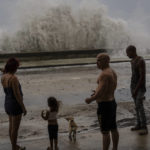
xmin=1 ymin=126 xmax=150 ymax=150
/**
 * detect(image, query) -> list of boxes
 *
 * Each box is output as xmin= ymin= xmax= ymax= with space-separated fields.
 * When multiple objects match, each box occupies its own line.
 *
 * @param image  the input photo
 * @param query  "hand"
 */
xmin=0 ymin=68 xmax=4 ymax=72
xmin=85 ymin=98 xmax=92 ymax=104
xmin=23 ymin=108 xmax=27 ymax=116
xmin=91 ymin=90 xmax=96 ymax=96
xmin=132 ymin=90 xmax=138 ymax=99
xmin=41 ymin=110 xmax=45 ymax=117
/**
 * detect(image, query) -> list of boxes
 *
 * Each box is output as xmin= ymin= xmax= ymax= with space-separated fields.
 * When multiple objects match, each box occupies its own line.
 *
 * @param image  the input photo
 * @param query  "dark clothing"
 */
xmin=133 ymin=90 xmax=147 ymax=127
xmin=131 ymin=56 xmax=146 ymax=93
xmin=48 ymin=124 xmax=58 ymax=139
xmin=4 ymin=83 xmax=23 ymax=116
xmin=130 ymin=56 xmax=147 ymax=127
xmin=97 ymin=100 xmax=117 ymax=132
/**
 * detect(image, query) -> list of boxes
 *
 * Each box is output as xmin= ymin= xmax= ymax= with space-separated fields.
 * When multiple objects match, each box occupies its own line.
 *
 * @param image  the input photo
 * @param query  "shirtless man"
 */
xmin=126 ymin=45 xmax=148 ymax=135
xmin=85 ymin=53 xmax=119 ymax=150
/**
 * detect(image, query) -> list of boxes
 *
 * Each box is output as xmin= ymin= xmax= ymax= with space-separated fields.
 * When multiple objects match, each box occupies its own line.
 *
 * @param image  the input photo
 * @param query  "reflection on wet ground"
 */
xmin=0 ymin=61 xmax=150 ymax=150
xmin=1 ymin=126 xmax=150 ymax=150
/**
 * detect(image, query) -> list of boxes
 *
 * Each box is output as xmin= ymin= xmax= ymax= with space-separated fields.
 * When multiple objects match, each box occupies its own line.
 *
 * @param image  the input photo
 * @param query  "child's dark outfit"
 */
xmin=48 ymin=111 xmax=58 ymax=140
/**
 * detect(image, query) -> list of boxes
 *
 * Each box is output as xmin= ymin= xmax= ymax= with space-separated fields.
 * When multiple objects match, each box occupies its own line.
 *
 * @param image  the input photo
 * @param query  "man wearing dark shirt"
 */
xmin=126 ymin=45 xmax=148 ymax=135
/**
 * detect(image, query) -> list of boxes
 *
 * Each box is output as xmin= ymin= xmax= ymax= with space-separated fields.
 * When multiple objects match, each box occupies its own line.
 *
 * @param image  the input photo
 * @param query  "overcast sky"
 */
xmin=0 ymin=0 xmax=150 ymax=32
xmin=101 ymin=0 xmax=150 ymax=18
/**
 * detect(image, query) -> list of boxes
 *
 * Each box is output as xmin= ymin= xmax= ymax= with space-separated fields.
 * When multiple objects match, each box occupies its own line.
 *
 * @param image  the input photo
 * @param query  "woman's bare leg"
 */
xmin=9 ymin=116 xmax=13 ymax=144
xmin=11 ymin=115 xmax=22 ymax=150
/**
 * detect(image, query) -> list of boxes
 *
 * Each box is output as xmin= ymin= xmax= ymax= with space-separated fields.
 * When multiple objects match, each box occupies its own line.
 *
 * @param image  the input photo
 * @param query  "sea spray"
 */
xmin=0 ymin=0 xmax=130 ymax=53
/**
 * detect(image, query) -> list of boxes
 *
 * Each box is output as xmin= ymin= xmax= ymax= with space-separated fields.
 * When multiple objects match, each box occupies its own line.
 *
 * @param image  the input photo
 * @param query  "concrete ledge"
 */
xmin=0 ymin=49 xmax=108 ymax=62
xmin=0 ymin=53 xmax=149 ymax=70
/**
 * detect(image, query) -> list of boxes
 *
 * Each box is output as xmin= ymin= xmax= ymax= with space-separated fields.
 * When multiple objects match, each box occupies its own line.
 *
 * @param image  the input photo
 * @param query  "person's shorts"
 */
xmin=5 ymin=98 xmax=23 ymax=116
xmin=48 ymin=124 xmax=58 ymax=139
xmin=97 ymin=100 xmax=117 ymax=133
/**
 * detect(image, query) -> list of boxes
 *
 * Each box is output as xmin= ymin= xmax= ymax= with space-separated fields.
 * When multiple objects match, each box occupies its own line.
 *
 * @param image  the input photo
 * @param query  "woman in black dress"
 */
xmin=1 ymin=58 xmax=27 ymax=150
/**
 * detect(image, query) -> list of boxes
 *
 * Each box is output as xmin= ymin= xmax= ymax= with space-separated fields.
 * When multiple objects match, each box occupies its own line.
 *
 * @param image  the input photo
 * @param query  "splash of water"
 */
xmin=0 ymin=0 xmax=130 ymax=53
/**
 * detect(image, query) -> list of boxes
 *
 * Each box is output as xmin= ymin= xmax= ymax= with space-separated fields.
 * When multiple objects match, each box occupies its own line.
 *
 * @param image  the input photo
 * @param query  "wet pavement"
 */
xmin=1 ymin=58 xmax=150 ymax=150
xmin=1 ymin=126 xmax=150 ymax=150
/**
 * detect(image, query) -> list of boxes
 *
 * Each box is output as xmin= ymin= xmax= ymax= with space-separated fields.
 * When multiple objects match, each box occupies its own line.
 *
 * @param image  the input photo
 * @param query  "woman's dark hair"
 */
xmin=47 ymin=97 xmax=59 ymax=112
xmin=4 ymin=58 xmax=19 ymax=74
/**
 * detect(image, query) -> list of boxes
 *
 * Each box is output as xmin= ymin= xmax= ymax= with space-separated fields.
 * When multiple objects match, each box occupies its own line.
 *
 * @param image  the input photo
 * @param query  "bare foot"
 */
xmin=47 ymin=147 xmax=53 ymax=150
xmin=16 ymin=145 xmax=26 ymax=150
xmin=55 ymin=147 xmax=59 ymax=150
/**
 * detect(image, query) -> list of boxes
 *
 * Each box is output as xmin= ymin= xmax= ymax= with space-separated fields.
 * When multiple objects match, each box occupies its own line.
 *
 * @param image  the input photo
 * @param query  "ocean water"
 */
xmin=0 ymin=61 xmax=150 ymax=110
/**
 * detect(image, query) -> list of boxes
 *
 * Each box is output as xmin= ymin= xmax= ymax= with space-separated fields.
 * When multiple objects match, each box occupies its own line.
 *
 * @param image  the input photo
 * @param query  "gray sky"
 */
xmin=0 ymin=0 xmax=150 ymax=32
xmin=101 ymin=0 xmax=150 ymax=29
xmin=101 ymin=0 xmax=150 ymax=18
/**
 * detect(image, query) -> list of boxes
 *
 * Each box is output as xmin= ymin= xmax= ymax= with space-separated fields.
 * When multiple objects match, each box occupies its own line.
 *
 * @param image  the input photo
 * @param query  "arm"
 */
xmin=74 ymin=122 xmax=78 ymax=129
xmin=11 ymin=76 xmax=27 ymax=115
xmin=65 ymin=117 xmax=70 ymax=121
xmin=0 ymin=68 xmax=4 ymax=73
xmin=85 ymin=74 xmax=108 ymax=104
xmin=41 ymin=110 xmax=49 ymax=120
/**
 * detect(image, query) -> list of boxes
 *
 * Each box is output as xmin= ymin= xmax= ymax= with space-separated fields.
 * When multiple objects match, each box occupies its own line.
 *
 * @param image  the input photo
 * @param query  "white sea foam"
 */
xmin=0 ymin=0 xmax=130 ymax=53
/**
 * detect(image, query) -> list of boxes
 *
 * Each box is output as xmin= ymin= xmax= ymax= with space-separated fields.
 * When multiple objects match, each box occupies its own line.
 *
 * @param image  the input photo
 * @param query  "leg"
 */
xmin=134 ymin=97 xmax=141 ymax=127
xmin=136 ymin=97 xmax=148 ymax=135
xmin=73 ymin=130 xmax=76 ymax=142
xmin=111 ymin=129 xmax=119 ymax=150
xmin=131 ymin=96 xmax=141 ymax=131
xmin=54 ymin=139 xmax=58 ymax=150
xmin=8 ymin=116 xmax=13 ymax=144
xmin=136 ymin=98 xmax=147 ymax=128
xmin=48 ymin=125 xmax=54 ymax=150
xmin=49 ymin=138 xmax=53 ymax=150
xmin=69 ymin=130 xmax=72 ymax=141
xmin=11 ymin=115 xmax=22 ymax=150
xmin=102 ymin=132 xmax=110 ymax=150
xmin=97 ymin=113 xmax=110 ymax=150
xmin=54 ymin=125 xmax=58 ymax=150
xmin=97 ymin=106 xmax=111 ymax=150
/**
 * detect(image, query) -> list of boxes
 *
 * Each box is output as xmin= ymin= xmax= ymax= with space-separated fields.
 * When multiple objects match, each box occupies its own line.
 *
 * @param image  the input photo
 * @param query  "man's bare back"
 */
xmin=85 ymin=53 xmax=119 ymax=150
xmin=95 ymin=67 xmax=117 ymax=102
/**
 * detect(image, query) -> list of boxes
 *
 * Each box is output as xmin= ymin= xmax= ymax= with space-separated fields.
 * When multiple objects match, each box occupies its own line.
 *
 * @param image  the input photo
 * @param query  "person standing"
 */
xmin=85 ymin=53 xmax=119 ymax=150
xmin=126 ymin=45 xmax=148 ymax=135
xmin=41 ymin=97 xmax=59 ymax=150
xmin=1 ymin=58 xmax=27 ymax=150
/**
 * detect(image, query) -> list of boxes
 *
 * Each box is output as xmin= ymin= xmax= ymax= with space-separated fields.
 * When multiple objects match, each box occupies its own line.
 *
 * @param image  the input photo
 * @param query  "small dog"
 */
xmin=65 ymin=117 xmax=78 ymax=142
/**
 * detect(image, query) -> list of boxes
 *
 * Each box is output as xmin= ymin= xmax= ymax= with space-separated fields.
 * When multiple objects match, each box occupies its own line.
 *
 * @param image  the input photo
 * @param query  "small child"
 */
xmin=41 ymin=97 xmax=59 ymax=150
xmin=65 ymin=117 xmax=78 ymax=142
